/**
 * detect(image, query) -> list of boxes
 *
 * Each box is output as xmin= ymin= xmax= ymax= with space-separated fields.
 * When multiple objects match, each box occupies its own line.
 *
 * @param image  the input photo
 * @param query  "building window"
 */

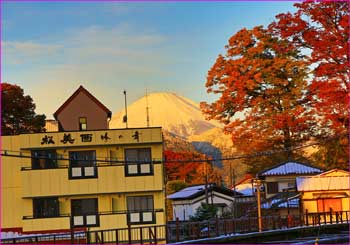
xmin=79 ymin=117 xmax=87 ymax=131
xmin=33 ymin=197 xmax=59 ymax=218
xmin=266 ymin=182 xmax=278 ymax=194
xmin=71 ymin=198 xmax=99 ymax=227
xmin=124 ymin=148 xmax=153 ymax=176
xmin=127 ymin=195 xmax=155 ymax=224
xmin=32 ymin=150 xmax=57 ymax=169
xmin=69 ymin=151 xmax=97 ymax=179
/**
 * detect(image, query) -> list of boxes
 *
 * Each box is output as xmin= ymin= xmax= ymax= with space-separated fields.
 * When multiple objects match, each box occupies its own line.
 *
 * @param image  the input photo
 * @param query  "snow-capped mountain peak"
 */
xmin=109 ymin=92 xmax=221 ymax=138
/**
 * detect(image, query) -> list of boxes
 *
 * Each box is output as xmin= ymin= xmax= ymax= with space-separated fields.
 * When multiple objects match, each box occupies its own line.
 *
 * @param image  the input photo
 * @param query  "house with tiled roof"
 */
xmin=258 ymin=161 xmax=322 ymax=199
xmin=167 ymin=184 xmax=242 ymax=221
xmin=297 ymin=169 xmax=350 ymax=223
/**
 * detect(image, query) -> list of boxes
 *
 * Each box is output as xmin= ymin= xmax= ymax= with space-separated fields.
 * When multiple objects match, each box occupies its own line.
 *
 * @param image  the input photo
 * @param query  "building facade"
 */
xmin=297 ymin=169 xmax=350 ymax=223
xmin=258 ymin=161 xmax=322 ymax=199
xmin=1 ymin=86 xmax=166 ymax=235
xmin=167 ymin=184 xmax=242 ymax=221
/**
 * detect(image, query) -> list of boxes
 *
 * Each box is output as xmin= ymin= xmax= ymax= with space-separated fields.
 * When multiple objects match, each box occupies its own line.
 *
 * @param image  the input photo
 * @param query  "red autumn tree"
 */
xmin=164 ymin=150 xmax=219 ymax=185
xmin=269 ymin=1 xmax=349 ymax=169
xmin=200 ymin=26 xmax=314 ymax=173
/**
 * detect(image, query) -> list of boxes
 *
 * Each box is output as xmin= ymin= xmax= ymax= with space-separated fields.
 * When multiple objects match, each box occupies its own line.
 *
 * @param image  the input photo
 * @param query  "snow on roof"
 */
xmin=262 ymin=192 xmax=300 ymax=209
xmin=167 ymin=184 xmax=240 ymax=200
xmin=259 ymin=162 xmax=322 ymax=176
xmin=296 ymin=175 xmax=350 ymax=191
xmin=167 ymin=185 xmax=206 ymax=199
xmin=234 ymin=183 xmax=254 ymax=196
xmin=262 ymin=198 xmax=299 ymax=209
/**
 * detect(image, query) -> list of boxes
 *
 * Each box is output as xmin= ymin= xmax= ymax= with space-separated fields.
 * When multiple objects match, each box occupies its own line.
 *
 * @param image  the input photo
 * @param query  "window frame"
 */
xmin=71 ymin=198 xmax=100 ymax=227
xmin=79 ymin=117 xmax=87 ymax=131
xmin=33 ymin=197 xmax=60 ymax=219
xmin=31 ymin=150 xmax=58 ymax=170
xmin=124 ymin=148 xmax=153 ymax=177
xmin=68 ymin=150 xmax=98 ymax=179
xmin=126 ymin=195 xmax=156 ymax=225
xmin=266 ymin=182 xmax=279 ymax=194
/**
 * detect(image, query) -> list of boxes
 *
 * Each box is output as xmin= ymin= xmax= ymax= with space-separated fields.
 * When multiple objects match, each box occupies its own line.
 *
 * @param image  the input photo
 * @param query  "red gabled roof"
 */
xmin=53 ymin=85 xmax=112 ymax=119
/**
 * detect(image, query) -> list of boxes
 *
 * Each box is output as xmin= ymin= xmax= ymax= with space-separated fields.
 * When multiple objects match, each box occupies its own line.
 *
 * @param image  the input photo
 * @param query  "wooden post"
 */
xmin=224 ymin=219 xmax=227 ymax=235
xmin=232 ymin=218 xmax=236 ymax=234
xmin=115 ymin=229 xmax=119 ymax=245
xmin=128 ymin=224 xmax=132 ymax=244
xmin=154 ymin=226 xmax=158 ymax=244
xmin=215 ymin=217 xmax=219 ymax=237
xmin=176 ymin=217 xmax=180 ymax=242
xmin=100 ymin=231 xmax=104 ymax=244
xmin=323 ymin=212 xmax=326 ymax=225
xmin=305 ymin=209 xmax=308 ymax=226
xmin=139 ymin=227 xmax=143 ymax=245
xmin=207 ymin=221 xmax=210 ymax=238
xmin=87 ymin=230 xmax=91 ymax=244
xmin=329 ymin=208 xmax=333 ymax=224
xmin=70 ymin=221 xmax=74 ymax=244
xmin=336 ymin=211 xmax=339 ymax=224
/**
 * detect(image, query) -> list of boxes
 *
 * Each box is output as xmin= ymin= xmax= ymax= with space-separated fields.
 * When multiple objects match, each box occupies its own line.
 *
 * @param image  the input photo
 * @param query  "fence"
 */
xmin=2 ymin=211 xmax=349 ymax=244
xmin=167 ymin=211 xmax=349 ymax=243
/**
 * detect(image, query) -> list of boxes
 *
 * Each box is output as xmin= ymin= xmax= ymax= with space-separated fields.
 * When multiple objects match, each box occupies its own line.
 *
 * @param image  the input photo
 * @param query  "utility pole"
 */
xmin=145 ymin=88 xmax=150 ymax=127
xmin=123 ymin=90 xmax=128 ymax=128
xmin=205 ymin=157 xmax=209 ymax=205
xmin=232 ymin=168 xmax=236 ymax=218
xmin=254 ymin=178 xmax=263 ymax=232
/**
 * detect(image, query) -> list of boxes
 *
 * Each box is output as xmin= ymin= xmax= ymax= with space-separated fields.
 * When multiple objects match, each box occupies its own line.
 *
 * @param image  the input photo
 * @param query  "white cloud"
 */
xmin=3 ymin=24 xmax=173 ymax=116
xmin=3 ymin=41 xmax=62 ymax=65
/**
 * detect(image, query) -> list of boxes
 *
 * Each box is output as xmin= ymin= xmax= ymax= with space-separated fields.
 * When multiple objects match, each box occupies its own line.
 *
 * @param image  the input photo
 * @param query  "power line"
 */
xmin=1 ymin=133 xmax=345 ymax=164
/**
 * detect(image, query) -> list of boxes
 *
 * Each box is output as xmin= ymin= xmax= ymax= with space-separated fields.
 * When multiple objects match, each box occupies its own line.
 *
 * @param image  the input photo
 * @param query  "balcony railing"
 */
xmin=21 ymin=160 xmax=162 ymax=171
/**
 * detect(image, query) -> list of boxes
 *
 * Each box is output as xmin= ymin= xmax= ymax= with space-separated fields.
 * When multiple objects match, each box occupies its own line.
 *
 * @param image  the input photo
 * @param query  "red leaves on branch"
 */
xmin=201 ymin=26 xmax=314 ymax=160
xmin=164 ymin=150 xmax=214 ymax=184
xmin=270 ymin=1 xmax=349 ymax=135
xmin=201 ymin=1 xmax=349 ymax=171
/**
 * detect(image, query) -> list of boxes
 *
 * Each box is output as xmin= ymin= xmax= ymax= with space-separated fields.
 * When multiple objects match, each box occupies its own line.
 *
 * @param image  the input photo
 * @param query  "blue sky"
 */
xmin=2 ymin=1 xmax=296 ymax=118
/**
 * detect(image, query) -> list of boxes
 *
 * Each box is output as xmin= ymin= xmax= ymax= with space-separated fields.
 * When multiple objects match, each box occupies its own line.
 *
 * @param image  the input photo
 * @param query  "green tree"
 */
xmin=190 ymin=203 xmax=218 ymax=221
xmin=1 ymin=83 xmax=46 ymax=135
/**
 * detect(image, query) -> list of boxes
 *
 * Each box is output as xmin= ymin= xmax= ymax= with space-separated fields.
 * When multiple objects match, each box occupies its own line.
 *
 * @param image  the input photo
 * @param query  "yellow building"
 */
xmin=297 ymin=169 xmax=350 ymax=224
xmin=1 ymin=86 xmax=166 ymax=237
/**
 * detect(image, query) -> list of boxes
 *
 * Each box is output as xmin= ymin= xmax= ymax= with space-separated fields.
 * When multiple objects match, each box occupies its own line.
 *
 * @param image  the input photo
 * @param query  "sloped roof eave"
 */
xmin=53 ymin=85 xmax=112 ymax=119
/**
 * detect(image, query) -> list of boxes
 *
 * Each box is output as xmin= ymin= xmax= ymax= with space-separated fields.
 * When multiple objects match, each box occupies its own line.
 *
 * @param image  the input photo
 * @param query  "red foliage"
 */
xmin=164 ymin=150 xmax=212 ymax=184
xmin=269 ymin=1 xmax=349 ymax=136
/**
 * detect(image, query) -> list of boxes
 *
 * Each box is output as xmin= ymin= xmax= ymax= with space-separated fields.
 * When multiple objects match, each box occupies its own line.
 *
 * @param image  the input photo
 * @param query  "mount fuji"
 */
xmin=109 ymin=92 xmax=221 ymax=138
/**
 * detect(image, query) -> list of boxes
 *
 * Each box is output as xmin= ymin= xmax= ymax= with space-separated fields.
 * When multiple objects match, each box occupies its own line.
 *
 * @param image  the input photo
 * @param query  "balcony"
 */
xmin=21 ymin=164 xmax=163 ymax=198
xmin=22 ymin=210 xmax=164 ymax=232
xmin=22 ymin=216 xmax=70 ymax=232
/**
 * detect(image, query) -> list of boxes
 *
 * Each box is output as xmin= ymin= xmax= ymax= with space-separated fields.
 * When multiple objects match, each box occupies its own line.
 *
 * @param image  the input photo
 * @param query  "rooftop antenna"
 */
xmin=146 ymin=88 xmax=150 ymax=127
xmin=123 ymin=90 xmax=128 ymax=128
